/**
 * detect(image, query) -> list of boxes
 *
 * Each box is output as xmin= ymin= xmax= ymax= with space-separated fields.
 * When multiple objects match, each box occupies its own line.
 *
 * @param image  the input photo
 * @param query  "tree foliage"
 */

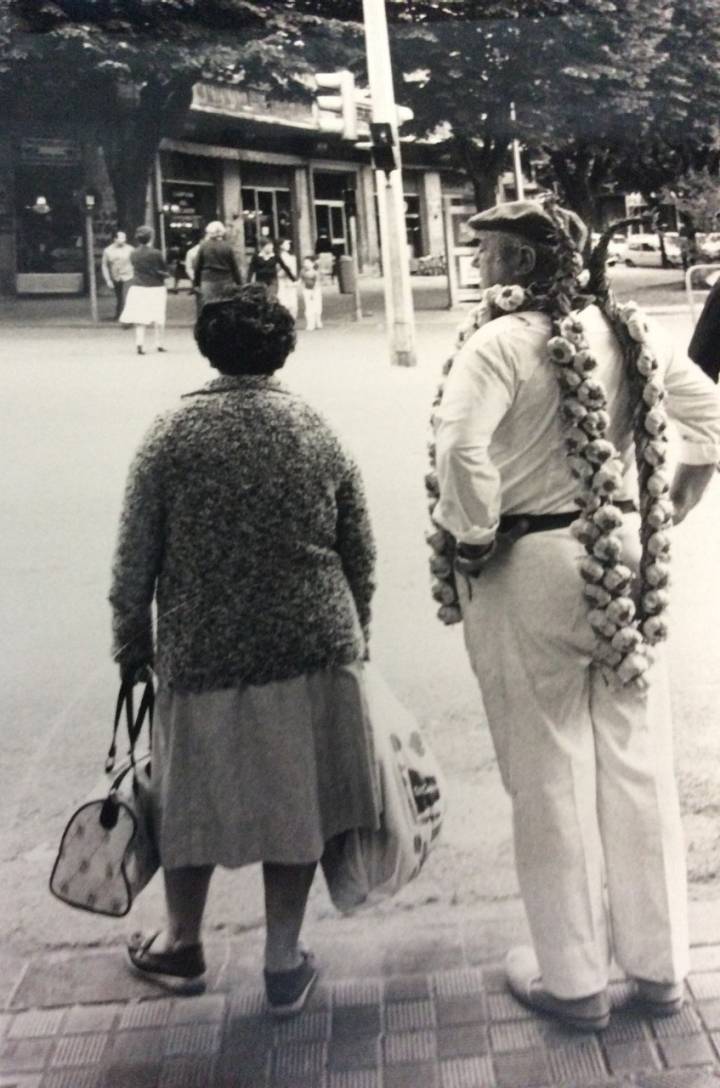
xmin=392 ymin=0 xmax=720 ymax=226
xmin=393 ymin=0 xmax=675 ymax=220
xmin=0 ymin=0 xmax=362 ymax=229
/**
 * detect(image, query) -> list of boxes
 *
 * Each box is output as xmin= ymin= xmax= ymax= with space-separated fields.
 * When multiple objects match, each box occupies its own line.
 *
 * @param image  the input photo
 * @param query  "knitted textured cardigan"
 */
xmin=109 ymin=374 xmax=375 ymax=692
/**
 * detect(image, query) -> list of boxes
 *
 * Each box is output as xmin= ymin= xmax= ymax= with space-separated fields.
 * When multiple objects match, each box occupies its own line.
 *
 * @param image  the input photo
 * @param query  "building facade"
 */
xmin=0 ymin=82 xmax=468 ymax=298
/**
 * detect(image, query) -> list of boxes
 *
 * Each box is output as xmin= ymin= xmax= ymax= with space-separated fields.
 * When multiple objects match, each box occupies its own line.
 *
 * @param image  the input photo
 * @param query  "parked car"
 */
xmin=622 ymin=233 xmax=683 ymax=268
xmin=696 ymin=232 xmax=720 ymax=261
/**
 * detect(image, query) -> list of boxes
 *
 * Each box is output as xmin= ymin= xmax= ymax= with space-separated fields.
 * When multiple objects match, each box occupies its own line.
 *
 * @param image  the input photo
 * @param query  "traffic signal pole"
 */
xmin=362 ymin=0 xmax=416 ymax=366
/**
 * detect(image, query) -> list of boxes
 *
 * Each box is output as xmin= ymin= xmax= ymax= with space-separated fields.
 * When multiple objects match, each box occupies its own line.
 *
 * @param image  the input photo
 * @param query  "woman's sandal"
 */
xmin=264 ymin=948 xmax=318 ymax=1018
xmin=126 ymin=931 xmax=206 ymax=995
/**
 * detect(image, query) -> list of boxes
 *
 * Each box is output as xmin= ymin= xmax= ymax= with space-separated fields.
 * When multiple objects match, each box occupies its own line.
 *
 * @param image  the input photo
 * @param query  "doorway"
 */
xmin=314 ymin=200 xmax=347 ymax=256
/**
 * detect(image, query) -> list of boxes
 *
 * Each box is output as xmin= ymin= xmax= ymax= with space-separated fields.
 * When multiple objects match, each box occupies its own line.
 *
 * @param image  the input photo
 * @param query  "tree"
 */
xmin=392 ymin=5 xmax=538 ymax=210
xmin=662 ymin=168 xmax=720 ymax=237
xmin=390 ymin=0 xmax=720 ymax=227
xmin=0 ymin=1 xmax=362 ymax=231
xmin=610 ymin=0 xmax=720 ymax=216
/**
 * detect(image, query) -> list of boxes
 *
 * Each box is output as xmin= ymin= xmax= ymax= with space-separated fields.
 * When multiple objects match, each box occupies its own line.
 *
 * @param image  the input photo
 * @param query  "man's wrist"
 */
xmin=455 ymin=539 xmax=496 ymax=576
xmin=456 ymin=541 xmax=495 ymax=560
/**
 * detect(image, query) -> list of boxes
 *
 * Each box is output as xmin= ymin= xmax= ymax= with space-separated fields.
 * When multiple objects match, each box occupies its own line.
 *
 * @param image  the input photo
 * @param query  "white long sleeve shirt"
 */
xmin=434 ymin=305 xmax=720 ymax=546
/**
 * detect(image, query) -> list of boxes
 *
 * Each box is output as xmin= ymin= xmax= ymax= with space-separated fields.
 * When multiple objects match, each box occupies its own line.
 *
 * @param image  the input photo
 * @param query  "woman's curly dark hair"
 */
xmin=194 ymin=285 xmax=297 ymax=375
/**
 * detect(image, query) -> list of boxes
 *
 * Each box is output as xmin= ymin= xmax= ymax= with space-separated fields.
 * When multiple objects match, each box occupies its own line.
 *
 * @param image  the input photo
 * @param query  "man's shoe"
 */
xmin=635 ymin=978 xmax=684 ymax=1017
xmin=505 ymin=947 xmax=610 ymax=1032
xmin=264 ymin=949 xmax=318 ymax=1018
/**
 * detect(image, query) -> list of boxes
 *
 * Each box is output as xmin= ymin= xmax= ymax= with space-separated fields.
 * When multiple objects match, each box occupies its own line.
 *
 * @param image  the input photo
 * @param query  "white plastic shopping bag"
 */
xmin=322 ymin=663 xmax=446 ymax=912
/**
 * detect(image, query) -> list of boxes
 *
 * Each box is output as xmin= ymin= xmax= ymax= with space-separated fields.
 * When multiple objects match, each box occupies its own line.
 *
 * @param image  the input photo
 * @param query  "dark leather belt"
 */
xmin=499 ymin=499 xmax=637 ymax=537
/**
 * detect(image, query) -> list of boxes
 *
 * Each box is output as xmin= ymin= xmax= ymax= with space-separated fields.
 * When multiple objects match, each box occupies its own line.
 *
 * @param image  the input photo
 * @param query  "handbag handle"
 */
xmin=104 ymin=677 xmax=154 ymax=774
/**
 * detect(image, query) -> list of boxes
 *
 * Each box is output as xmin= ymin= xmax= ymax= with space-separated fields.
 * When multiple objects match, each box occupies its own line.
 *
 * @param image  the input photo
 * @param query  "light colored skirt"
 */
xmin=151 ymin=663 xmax=381 ymax=869
xmin=120 ymin=285 xmax=167 ymax=326
xmin=277 ymin=280 xmax=298 ymax=318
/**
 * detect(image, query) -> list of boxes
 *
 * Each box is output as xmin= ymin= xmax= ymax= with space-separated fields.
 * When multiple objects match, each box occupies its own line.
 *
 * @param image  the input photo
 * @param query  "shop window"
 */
xmin=162 ymin=181 xmax=219 ymax=270
xmin=241 ymin=187 xmax=292 ymax=251
xmin=15 ymin=164 xmax=84 ymax=275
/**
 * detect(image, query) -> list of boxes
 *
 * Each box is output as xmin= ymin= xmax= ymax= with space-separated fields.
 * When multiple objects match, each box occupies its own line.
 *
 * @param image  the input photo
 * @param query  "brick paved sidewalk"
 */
xmin=3 ymin=919 xmax=720 ymax=1088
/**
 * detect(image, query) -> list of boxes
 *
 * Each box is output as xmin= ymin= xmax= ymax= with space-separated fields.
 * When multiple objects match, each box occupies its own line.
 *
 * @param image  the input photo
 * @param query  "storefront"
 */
xmin=160 ymin=151 xmax=222 ymax=278
xmin=14 ymin=137 xmax=86 ymax=294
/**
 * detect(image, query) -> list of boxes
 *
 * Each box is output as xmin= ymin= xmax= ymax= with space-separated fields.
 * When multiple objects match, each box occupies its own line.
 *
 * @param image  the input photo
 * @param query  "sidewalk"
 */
xmin=0 ymin=277 xmax=453 ymax=330
xmin=3 ymin=903 xmax=720 ymax=1087
xmin=0 ymin=276 xmax=693 ymax=330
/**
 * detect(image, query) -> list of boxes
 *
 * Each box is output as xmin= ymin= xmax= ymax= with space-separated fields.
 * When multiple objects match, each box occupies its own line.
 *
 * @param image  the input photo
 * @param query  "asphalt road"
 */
xmin=1 ymin=309 xmax=718 ymax=959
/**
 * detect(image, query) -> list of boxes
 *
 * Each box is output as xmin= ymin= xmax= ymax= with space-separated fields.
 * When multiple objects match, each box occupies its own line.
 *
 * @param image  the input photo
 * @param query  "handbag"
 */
xmin=322 ymin=663 xmax=446 ymax=913
xmin=49 ymin=678 xmax=159 ymax=917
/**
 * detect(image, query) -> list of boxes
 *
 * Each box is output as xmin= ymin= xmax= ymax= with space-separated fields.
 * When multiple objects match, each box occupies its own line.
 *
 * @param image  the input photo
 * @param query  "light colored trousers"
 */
xmin=458 ymin=517 xmax=688 ymax=998
xmin=302 ymin=285 xmax=323 ymax=329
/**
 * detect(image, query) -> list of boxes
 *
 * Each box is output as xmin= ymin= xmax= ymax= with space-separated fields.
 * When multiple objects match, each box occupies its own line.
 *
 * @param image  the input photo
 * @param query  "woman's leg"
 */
xmin=134 ymin=324 xmax=145 ymax=351
xmin=154 ymin=864 xmax=214 ymax=950
xmin=263 ymin=861 xmax=317 ymax=972
xmin=153 ymin=322 xmax=166 ymax=350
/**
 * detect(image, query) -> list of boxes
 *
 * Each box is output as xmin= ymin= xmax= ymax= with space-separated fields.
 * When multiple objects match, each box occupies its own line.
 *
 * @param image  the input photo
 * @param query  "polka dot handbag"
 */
xmin=49 ymin=679 xmax=159 ymax=917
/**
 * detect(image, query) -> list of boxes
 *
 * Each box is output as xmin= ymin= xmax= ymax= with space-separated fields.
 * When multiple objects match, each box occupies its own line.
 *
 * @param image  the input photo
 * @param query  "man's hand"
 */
xmin=669 ymin=463 xmax=717 ymax=525
xmin=454 ymin=540 xmax=495 ymax=578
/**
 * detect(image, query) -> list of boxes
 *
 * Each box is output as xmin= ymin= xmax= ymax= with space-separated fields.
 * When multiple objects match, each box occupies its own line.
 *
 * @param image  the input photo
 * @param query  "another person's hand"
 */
xmin=669 ymin=462 xmax=717 ymax=525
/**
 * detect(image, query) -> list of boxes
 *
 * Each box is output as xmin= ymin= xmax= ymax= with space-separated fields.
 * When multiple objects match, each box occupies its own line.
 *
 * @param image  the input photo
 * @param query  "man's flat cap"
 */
xmin=467 ymin=200 xmax=587 ymax=250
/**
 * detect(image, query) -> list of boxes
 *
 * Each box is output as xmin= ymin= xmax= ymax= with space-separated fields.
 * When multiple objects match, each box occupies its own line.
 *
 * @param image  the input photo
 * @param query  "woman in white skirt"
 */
xmin=110 ymin=285 xmax=379 ymax=1013
xmin=120 ymin=226 xmax=169 ymax=354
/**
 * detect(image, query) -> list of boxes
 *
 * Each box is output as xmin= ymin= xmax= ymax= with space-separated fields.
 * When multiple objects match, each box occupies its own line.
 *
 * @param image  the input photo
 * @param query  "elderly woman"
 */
xmin=192 ymin=220 xmax=243 ymax=306
xmin=110 ymin=285 xmax=379 ymax=1013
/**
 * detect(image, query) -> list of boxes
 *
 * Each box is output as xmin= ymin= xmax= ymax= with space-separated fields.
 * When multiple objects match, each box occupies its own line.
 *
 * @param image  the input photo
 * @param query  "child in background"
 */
xmin=300 ymin=256 xmax=323 ymax=330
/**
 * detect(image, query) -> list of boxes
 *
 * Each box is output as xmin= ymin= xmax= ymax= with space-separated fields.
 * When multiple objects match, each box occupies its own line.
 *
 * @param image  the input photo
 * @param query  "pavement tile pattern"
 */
xmin=2 ymin=946 xmax=720 ymax=1087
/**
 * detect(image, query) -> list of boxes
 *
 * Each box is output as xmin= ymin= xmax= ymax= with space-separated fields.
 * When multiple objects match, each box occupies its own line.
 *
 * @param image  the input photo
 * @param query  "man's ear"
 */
xmin=516 ymin=244 xmax=537 ymax=277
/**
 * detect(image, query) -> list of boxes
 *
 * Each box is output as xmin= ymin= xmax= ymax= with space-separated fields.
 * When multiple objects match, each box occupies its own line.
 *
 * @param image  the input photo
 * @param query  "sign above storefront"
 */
xmin=192 ymin=83 xmax=314 ymax=127
xmin=19 ymin=138 xmax=82 ymax=166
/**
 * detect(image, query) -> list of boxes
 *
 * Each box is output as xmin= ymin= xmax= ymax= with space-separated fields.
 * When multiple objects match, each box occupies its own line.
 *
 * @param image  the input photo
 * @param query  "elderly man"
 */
xmin=433 ymin=200 xmax=720 ymax=1030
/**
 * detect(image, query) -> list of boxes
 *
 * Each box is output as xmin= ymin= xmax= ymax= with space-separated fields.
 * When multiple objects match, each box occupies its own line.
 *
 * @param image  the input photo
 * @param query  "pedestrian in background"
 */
xmin=119 ymin=226 xmax=168 ymax=355
xmin=101 ymin=230 xmax=134 ymax=321
xmin=276 ymin=238 xmax=298 ymax=318
xmin=688 ymin=276 xmax=720 ymax=382
xmin=247 ymin=237 xmax=282 ymax=297
xmin=192 ymin=221 xmax=242 ymax=306
xmin=184 ymin=229 xmax=206 ymax=289
xmin=110 ymin=285 xmax=379 ymax=1012
xmin=300 ymin=255 xmax=323 ymax=330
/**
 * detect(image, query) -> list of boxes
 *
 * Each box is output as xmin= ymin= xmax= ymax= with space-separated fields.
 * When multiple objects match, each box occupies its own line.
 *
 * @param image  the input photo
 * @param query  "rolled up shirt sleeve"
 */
xmin=434 ymin=329 xmax=516 ymax=545
xmin=652 ymin=323 xmax=720 ymax=464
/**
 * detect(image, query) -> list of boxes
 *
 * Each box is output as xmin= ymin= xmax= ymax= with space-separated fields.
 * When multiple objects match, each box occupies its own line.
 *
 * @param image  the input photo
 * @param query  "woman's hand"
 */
xmin=120 ymin=661 xmax=154 ymax=687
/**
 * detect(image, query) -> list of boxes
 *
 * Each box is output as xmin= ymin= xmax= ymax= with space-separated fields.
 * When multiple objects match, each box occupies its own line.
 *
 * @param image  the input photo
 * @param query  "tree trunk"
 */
xmin=547 ymin=147 xmax=597 ymax=228
xmin=101 ymin=77 xmax=194 ymax=235
xmin=453 ymin=133 xmax=509 ymax=211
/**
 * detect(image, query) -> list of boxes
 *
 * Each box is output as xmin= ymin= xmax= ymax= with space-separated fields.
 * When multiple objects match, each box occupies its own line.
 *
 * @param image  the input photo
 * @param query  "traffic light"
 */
xmin=370 ymin=122 xmax=396 ymax=176
xmin=315 ymin=71 xmax=358 ymax=142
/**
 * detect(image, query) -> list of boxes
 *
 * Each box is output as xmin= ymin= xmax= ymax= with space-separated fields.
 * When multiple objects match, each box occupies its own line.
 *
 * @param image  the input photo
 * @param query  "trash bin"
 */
xmin=338 ymin=255 xmax=356 ymax=295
